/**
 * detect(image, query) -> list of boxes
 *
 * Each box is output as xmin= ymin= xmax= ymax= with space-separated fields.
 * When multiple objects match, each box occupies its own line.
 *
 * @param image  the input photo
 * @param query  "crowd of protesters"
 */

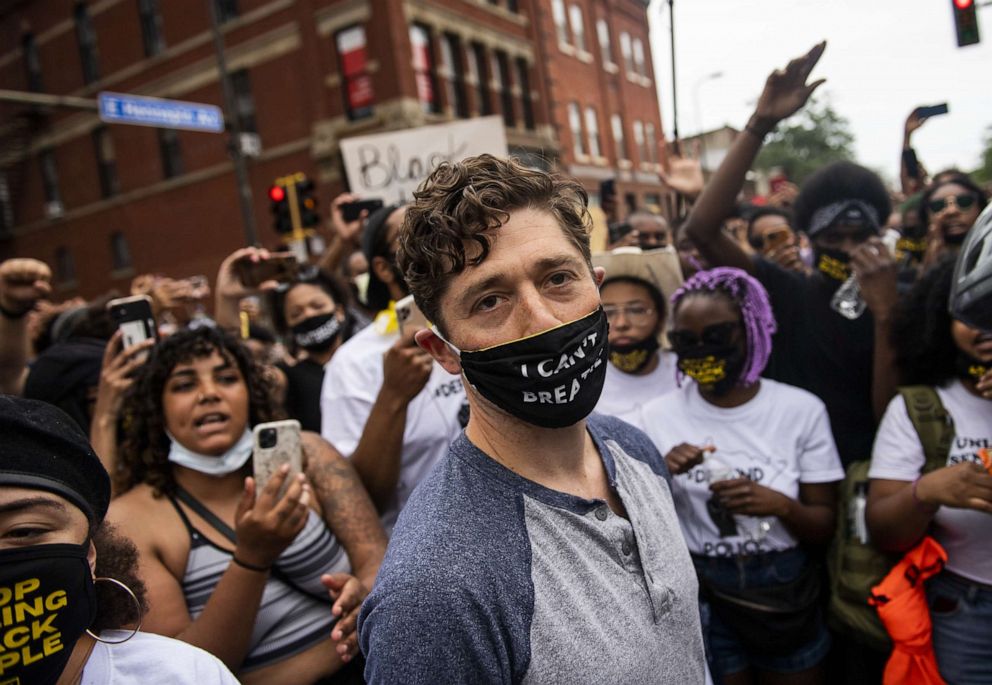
xmin=2 ymin=42 xmax=991 ymax=685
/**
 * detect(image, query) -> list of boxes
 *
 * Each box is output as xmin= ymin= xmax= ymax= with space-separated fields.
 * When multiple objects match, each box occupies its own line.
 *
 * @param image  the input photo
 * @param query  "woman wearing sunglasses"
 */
xmin=641 ymin=267 xmax=844 ymax=685
xmin=593 ymin=249 xmax=683 ymax=427
xmin=919 ymin=172 xmax=988 ymax=267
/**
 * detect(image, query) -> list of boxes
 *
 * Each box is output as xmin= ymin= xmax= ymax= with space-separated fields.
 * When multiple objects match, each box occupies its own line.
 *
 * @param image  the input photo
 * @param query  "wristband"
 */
xmin=911 ymin=476 xmax=938 ymax=515
xmin=744 ymin=120 xmax=772 ymax=140
xmin=232 ymin=556 xmax=270 ymax=573
xmin=0 ymin=302 xmax=32 ymax=319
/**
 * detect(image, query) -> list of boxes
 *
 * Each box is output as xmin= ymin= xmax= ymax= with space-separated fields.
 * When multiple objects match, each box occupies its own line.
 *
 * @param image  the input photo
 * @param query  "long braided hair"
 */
xmin=671 ymin=267 xmax=777 ymax=386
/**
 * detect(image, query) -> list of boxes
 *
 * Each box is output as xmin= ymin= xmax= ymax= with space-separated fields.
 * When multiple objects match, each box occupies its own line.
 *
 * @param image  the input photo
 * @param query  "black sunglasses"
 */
xmin=928 ymin=193 xmax=977 ymax=214
xmin=669 ymin=321 xmax=740 ymax=350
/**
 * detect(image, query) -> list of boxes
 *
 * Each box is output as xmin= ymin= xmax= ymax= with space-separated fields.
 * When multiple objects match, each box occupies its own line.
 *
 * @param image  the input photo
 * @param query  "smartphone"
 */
xmin=915 ymin=103 xmax=949 ymax=119
xmin=107 ymin=295 xmax=157 ymax=349
xmin=396 ymin=294 xmax=428 ymax=335
xmin=341 ymin=198 xmax=384 ymax=222
xmin=252 ymin=419 xmax=303 ymax=496
xmin=763 ymin=227 xmax=792 ymax=253
xmin=769 ymin=175 xmax=788 ymax=195
xmin=233 ymin=254 xmax=299 ymax=288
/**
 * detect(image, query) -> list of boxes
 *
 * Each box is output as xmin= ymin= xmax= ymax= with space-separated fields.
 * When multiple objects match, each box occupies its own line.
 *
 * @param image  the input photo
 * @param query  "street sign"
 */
xmin=97 ymin=92 xmax=225 ymax=133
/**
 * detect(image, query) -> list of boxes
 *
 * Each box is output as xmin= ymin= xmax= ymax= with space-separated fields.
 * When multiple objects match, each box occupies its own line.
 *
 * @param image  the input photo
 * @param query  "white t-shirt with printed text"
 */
xmin=320 ymin=322 xmax=465 ymax=532
xmin=640 ymin=379 xmax=844 ymax=557
xmin=82 ymin=630 xmax=239 ymax=684
xmin=595 ymin=350 xmax=679 ymax=430
xmin=869 ymin=379 xmax=992 ymax=584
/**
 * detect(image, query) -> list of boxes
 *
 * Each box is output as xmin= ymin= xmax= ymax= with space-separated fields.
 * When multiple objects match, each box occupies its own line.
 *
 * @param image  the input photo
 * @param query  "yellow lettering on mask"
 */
xmin=43 ymin=592 xmax=66 ymax=613
xmin=2 ymin=628 xmax=28 ymax=650
xmin=680 ymin=356 xmax=727 ymax=385
xmin=817 ymin=254 xmax=850 ymax=281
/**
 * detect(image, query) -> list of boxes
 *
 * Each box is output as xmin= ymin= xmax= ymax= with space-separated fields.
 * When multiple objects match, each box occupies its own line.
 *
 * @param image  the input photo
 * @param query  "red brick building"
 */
xmin=0 ymin=0 xmax=667 ymax=297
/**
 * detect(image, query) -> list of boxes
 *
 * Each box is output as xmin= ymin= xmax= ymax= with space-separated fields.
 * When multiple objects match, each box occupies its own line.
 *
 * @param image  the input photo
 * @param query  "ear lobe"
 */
xmin=415 ymin=329 xmax=462 ymax=375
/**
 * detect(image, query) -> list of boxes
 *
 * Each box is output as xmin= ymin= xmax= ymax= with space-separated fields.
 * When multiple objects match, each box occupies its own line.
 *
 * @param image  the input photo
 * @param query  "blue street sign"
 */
xmin=98 ymin=92 xmax=225 ymax=133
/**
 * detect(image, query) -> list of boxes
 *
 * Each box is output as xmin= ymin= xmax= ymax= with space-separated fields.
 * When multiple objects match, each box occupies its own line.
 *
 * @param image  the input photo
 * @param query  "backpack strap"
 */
xmin=898 ymin=385 xmax=955 ymax=474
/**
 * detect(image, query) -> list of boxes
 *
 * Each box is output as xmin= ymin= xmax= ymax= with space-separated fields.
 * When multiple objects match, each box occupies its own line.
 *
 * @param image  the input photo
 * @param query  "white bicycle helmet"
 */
xmin=950 ymin=202 xmax=992 ymax=331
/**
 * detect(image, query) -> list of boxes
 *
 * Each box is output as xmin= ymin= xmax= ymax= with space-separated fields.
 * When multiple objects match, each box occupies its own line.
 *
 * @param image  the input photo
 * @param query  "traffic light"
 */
xmin=296 ymin=178 xmax=320 ymax=229
xmin=952 ymin=0 xmax=980 ymax=47
xmin=268 ymin=183 xmax=292 ymax=234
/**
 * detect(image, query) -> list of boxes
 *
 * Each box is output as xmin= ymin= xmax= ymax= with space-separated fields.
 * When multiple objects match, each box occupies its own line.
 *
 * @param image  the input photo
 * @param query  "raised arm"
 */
xmin=213 ymin=247 xmax=277 ymax=331
xmin=685 ymin=42 xmax=826 ymax=275
xmin=317 ymin=193 xmax=367 ymax=276
xmin=0 ymin=258 xmax=51 ymax=395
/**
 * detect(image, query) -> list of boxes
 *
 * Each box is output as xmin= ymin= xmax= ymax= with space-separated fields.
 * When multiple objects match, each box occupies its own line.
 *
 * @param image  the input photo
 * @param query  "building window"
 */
xmin=632 ymin=120 xmax=645 ymax=163
xmin=596 ymin=20 xmax=614 ymax=66
xmin=644 ymin=122 xmax=657 ymax=163
xmin=493 ymin=51 xmax=515 ymax=128
xmin=468 ymin=42 xmax=491 ymax=116
xmin=54 ymin=247 xmax=76 ymax=286
xmin=230 ymin=70 xmax=257 ymax=133
xmin=214 ymin=0 xmax=238 ymax=23
xmin=92 ymin=127 xmax=119 ymax=198
xmin=552 ymin=0 xmax=569 ymax=46
xmin=619 ymin=31 xmax=633 ymax=73
xmin=506 ymin=0 xmax=518 ymax=12
xmin=22 ymin=34 xmax=43 ymax=92
xmin=632 ymin=38 xmax=647 ymax=77
xmin=40 ymin=149 xmax=61 ymax=208
xmin=515 ymin=58 xmax=535 ymax=131
xmin=568 ymin=5 xmax=586 ymax=51
xmin=568 ymin=103 xmax=586 ymax=158
xmin=158 ymin=129 xmax=183 ymax=178
xmin=0 ymin=175 xmax=12 ymax=234
xmin=74 ymin=2 xmax=101 ymax=85
xmin=335 ymin=25 xmax=374 ymax=121
xmin=584 ymin=107 xmax=601 ymax=158
xmin=611 ymin=114 xmax=627 ymax=160
xmin=138 ymin=0 xmax=165 ymax=57
xmin=440 ymin=34 xmax=468 ymax=118
xmin=110 ymin=231 xmax=132 ymax=271
xmin=410 ymin=24 xmax=439 ymax=114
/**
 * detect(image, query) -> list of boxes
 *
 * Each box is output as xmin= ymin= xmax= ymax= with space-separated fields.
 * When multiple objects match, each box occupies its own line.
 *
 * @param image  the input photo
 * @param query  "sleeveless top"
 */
xmin=168 ymin=490 xmax=351 ymax=671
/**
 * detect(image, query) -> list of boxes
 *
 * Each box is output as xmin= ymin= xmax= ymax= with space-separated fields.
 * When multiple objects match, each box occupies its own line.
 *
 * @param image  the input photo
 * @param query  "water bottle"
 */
xmin=705 ymin=457 xmax=770 ymax=543
xmin=830 ymin=231 xmax=900 ymax=320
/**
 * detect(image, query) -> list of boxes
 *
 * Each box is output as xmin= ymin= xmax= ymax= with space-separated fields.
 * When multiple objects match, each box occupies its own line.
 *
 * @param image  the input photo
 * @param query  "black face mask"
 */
xmin=609 ymin=335 xmax=660 ymax=374
xmin=291 ymin=313 xmax=342 ymax=353
xmin=674 ymin=343 xmax=747 ymax=396
xmin=0 ymin=543 xmax=96 ymax=685
xmin=955 ymin=352 xmax=989 ymax=382
xmin=942 ymin=229 xmax=969 ymax=247
xmin=453 ymin=308 xmax=609 ymax=429
xmin=814 ymin=247 xmax=852 ymax=282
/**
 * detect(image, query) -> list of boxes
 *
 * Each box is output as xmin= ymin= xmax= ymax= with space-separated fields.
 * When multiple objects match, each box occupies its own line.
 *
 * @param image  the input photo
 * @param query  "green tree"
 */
xmin=755 ymin=98 xmax=855 ymax=184
xmin=973 ymin=126 xmax=992 ymax=184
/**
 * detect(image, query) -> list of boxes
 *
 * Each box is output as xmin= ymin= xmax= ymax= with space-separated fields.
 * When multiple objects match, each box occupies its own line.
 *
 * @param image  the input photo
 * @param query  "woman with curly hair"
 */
xmin=0 ymin=395 xmax=238 ymax=684
xmin=107 ymin=326 xmax=386 ymax=684
xmin=641 ymin=267 xmax=844 ymax=685
xmin=867 ymin=257 xmax=992 ymax=685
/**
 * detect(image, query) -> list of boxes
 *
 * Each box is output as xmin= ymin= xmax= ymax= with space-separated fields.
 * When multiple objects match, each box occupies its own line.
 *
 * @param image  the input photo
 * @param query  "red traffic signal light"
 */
xmin=268 ymin=185 xmax=286 ymax=202
xmin=951 ymin=0 xmax=980 ymax=47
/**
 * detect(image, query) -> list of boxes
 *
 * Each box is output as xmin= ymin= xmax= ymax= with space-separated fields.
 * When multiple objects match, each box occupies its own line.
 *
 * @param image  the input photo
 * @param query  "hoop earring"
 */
xmin=85 ymin=577 xmax=143 ymax=645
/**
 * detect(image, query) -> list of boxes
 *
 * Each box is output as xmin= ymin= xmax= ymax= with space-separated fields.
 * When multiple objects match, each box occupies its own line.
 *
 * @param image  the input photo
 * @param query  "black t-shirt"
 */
xmin=278 ymin=358 xmax=325 ymax=433
xmin=754 ymin=258 xmax=876 ymax=467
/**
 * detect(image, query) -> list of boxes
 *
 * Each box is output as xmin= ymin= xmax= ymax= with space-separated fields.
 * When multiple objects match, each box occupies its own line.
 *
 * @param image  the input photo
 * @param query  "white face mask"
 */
xmin=167 ymin=428 xmax=253 ymax=476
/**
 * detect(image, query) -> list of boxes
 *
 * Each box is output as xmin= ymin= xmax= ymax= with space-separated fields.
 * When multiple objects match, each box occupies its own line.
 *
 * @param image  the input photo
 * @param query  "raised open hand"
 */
xmin=752 ymin=41 xmax=827 ymax=133
xmin=659 ymin=153 xmax=705 ymax=199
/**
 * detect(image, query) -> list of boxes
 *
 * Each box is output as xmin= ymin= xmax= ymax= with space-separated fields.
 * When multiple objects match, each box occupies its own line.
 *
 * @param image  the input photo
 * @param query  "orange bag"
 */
xmin=868 ymin=536 xmax=948 ymax=685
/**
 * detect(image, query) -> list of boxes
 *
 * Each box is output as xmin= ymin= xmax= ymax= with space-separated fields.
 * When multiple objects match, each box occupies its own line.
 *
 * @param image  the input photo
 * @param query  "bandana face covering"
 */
xmin=675 ymin=343 xmax=746 ymax=396
xmin=450 ymin=308 xmax=609 ymax=429
xmin=167 ymin=428 xmax=253 ymax=476
xmin=291 ymin=313 xmax=342 ymax=352
xmin=895 ymin=236 xmax=927 ymax=262
xmin=815 ymin=248 xmax=852 ymax=282
xmin=609 ymin=335 xmax=660 ymax=374
xmin=0 ymin=543 xmax=96 ymax=685
xmin=955 ymin=352 xmax=989 ymax=382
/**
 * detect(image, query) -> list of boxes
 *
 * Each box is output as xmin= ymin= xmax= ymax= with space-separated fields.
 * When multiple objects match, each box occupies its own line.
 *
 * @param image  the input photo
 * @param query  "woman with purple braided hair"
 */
xmin=640 ymin=267 xmax=844 ymax=685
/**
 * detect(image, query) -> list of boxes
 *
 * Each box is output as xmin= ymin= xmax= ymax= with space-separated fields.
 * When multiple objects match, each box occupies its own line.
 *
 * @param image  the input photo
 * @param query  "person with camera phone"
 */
xmin=107 ymin=326 xmax=386 ymax=684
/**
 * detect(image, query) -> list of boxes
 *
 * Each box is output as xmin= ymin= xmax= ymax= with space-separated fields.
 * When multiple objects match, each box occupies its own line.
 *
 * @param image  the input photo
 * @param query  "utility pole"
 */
xmin=207 ymin=1 xmax=258 ymax=246
xmin=667 ymin=0 xmax=679 ymax=144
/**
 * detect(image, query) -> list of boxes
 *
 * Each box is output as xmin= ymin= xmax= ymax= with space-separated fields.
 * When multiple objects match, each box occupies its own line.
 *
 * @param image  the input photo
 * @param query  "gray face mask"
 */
xmin=167 ymin=428 xmax=253 ymax=476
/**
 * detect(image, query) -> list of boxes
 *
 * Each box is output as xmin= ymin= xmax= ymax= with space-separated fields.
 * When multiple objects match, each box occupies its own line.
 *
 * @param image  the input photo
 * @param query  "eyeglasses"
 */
xmin=928 ymin=193 xmax=978 ymax=215
xmin=603 ymin=304 xmax=656 ymax=326
xmin=668 ymin=321 xmax=740 ymax=350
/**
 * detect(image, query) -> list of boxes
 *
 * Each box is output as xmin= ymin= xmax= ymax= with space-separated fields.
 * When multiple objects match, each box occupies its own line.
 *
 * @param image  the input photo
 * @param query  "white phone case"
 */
xmin=252 ymin=420 xmax=303 ymax=494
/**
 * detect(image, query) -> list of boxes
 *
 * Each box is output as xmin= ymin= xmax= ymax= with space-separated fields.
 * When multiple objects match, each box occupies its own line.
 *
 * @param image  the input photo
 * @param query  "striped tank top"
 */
xmin=168 ymin=491 xmax=351 ymax=671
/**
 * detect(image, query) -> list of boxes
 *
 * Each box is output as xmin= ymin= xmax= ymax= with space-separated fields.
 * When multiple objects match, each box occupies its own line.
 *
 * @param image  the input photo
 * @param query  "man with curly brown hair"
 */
xmin=358 ymin=154 xmax=705 ymax=684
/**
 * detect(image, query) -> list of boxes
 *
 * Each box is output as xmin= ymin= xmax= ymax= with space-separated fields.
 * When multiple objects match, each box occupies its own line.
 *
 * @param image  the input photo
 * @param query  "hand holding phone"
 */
xmin=233 ymin=254 xmax=299 ymax=288
xmin=396 ymin=294 xmax=429 ymax=336
xmin=107 ymin=295 xmax=157 ymax=350
xmin=341 ymin=199 xmax=384 ymax=223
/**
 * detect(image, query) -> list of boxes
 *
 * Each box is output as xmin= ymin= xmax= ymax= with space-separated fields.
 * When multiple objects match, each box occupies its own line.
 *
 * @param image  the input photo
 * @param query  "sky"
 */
xmin=646 ymin=0 xmax=991 ymax=183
